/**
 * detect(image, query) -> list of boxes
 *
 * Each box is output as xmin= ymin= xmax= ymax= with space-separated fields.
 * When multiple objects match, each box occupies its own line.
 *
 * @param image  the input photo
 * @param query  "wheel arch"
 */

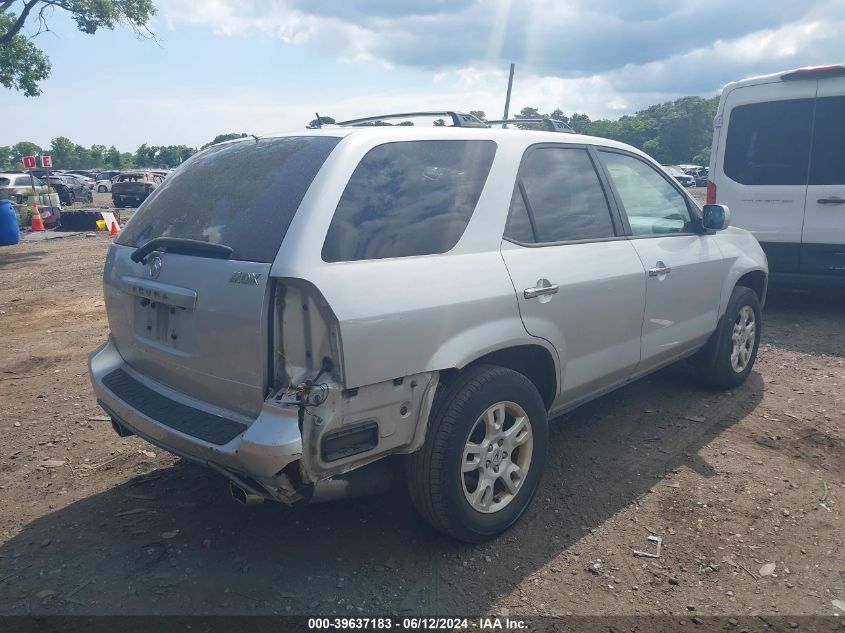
xmin=441 ymin=343 xmax=558 ymax=410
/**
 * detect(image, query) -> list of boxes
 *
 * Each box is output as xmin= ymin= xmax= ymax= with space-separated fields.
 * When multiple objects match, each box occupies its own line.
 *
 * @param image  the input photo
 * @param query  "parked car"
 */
xmin=46 ymin=174 xmax=93 ymax=205
xmin=96 ymin=176 xmax=115 ymax=193
xmin=89 ymin=121 xmax=767 ymax=542
xmin=0 ymin=173 xmax=47 ymax=204
xmin=111 ymin=171 xmax=163 ymax=207
xmin=709 ymin=63 xmax=845 ymax=286
xmin=665 ymin=166 xmax=696 ymax=187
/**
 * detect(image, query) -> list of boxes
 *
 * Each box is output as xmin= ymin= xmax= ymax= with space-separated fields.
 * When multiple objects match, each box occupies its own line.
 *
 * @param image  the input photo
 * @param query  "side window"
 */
xmin=724 ymin=99 xmax=813 ymax=185
xmin=503 ymin=186 xmax=535 ymax=243
xmin=599 ymin=151 xmax=692 ymax=236
xmin=322 ymin=140 xmax=496 ymax=262
xmin=809 ymin=96 xmax=845 ymax=185
xmin=504 ymin=147 xmax=615 ymax=243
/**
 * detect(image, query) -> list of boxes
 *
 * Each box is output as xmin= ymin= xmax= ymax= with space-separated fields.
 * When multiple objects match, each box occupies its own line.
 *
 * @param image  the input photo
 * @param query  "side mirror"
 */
xmin=702 ymin=204 xmax=730 ymax=231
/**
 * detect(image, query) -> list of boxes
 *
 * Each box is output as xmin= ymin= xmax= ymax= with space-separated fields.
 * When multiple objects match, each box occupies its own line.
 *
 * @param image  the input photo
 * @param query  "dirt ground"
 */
xmin=0 ymin=226 xmax=843 ymax=617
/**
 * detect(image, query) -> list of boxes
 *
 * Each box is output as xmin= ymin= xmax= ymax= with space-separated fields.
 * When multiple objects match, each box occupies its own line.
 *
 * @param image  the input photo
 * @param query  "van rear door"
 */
xmin=106 ymin=136 xmax=340 ymax=418
xmin=717 ymin=80 xmax=816 ymax=273
xmin=802 ymin=79 xmax=845 ymax=277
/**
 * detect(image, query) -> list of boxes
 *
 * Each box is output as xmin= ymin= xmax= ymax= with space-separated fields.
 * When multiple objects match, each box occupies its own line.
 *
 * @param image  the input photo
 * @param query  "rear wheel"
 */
xmin=407 ymin=365 xmax=548 ymax=542
xmin=97 ymin=185 xmax=107 ymax=193
xmin=695 ymin=286 xmax=761 ymax=389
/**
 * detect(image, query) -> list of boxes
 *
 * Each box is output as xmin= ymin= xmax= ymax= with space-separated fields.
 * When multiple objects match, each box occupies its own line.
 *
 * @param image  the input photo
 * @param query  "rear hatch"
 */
xmin=106 ymin=136 xmax=340 ymax=418
xmin=113 ymin=176 xmax=151 ymax=196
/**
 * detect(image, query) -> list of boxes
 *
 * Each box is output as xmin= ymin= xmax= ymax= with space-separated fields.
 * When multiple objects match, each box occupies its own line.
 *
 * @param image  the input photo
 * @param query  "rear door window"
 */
xmin=322 ymin=140 xmax=496 ymax=262
xmin=809 ymin=96 xmax=845 ymax=185
xmin=505 ymin=147 xmax=616 ymax=243
xmin=117 ymin=136 xmax=340 ymax=263
xmin=724 ymin=99 xmax=813 ymax=185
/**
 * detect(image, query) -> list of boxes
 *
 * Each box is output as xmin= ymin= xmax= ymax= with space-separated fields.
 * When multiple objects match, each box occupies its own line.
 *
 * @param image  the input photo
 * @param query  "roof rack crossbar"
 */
xmin=486 ymin=118 xmax=575 ymax=132
xmin=336 ymin=111 xmax=487 ymax=128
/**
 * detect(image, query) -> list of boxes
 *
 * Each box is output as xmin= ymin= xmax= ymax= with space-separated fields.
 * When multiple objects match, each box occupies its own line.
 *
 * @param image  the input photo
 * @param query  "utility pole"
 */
xmin=502 ymin=63 xmax=515 ymax=128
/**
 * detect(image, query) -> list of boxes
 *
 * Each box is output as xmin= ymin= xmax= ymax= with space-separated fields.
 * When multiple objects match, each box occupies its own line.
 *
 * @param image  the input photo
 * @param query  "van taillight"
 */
xmin=706 ymin=181 xmax=716 ymax=205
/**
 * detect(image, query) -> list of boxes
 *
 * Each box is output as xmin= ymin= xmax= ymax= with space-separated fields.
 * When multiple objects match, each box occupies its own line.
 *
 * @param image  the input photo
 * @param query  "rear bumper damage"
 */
xmin=88 ymin=338 xmax=438 ymax=504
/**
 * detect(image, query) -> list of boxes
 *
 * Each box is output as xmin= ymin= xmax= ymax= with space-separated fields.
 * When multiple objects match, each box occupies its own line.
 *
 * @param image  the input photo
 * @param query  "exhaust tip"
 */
xmin=229 ymin=481 xmax=264 ymax=506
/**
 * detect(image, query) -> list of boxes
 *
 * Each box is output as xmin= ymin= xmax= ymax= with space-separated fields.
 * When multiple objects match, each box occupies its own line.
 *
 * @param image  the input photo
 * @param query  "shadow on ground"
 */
xmin=763 ymin=286 xmax=845 ymax=357
xmin=0 ymin=250 xmax=47 ymax=267
xmin=0 ymin=361 xmax=763 ymax=616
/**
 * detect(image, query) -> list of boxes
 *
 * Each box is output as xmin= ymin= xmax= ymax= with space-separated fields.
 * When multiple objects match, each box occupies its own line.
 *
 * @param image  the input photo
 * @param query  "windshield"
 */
xmin=117 ymin=136 xmax=341 ymax=262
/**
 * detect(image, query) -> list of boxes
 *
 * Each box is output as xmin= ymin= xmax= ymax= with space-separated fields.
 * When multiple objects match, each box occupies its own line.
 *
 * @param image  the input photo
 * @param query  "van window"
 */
xmin=503 ymin=186 xmax=536 ymax=243
xmin=809 ymin=96 xmax=845 ymax=185
xmin=322 ymin=140 xmax=496 ymax=262
xmin=117 ymin=137 xmax=340 ymax=263
xmin=723 ymin=99 xmax=813 ymax=185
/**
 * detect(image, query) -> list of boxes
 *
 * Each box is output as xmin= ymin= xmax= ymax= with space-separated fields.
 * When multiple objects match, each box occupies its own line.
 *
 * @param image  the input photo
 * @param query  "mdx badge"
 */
xmin=148 ymin=256 xmax=162 ymax=279
xmin=229 ymin=271 xmax=262 ymax=285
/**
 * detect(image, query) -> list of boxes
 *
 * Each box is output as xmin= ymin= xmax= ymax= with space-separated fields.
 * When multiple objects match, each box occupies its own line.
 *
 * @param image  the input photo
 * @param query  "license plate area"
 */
xmin=122 ymin=276 xmax=198 ymax=353
xmin=133 ymin=297 xmax=194 ymax=352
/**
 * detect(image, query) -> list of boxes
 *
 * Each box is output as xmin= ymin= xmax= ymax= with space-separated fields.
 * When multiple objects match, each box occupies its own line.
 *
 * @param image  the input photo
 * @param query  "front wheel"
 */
xmin=694 ymin=286 xmax=762 ymax=389
xmin=407 ymin=365 xmax=548 ymax=542
xmin=98 ymin=185 xmax=107 ymax=193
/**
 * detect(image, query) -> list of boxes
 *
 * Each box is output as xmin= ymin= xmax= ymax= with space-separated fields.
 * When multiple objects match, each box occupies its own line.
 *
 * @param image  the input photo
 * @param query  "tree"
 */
xmin=202 ymin=132 xmax=248 ymax=149
xmin=49 ymin=136 xmax=77 ymax=168
xmin=469 ymin=110 xmax=487 ymax=122
xmin=10 ymin=140 xmax=42 ymax=166
xmin=0 ymin=0 xmax=156 ymax=97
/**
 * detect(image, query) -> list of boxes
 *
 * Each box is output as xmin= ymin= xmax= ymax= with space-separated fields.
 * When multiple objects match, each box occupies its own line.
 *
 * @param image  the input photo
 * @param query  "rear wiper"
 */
xmin=130 ymin=237 xmax=234 ymax=264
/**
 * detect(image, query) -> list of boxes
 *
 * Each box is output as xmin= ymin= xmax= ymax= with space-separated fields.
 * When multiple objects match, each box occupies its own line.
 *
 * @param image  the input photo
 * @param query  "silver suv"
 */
xmin=89 ymin=114 xmax=768 ymax=542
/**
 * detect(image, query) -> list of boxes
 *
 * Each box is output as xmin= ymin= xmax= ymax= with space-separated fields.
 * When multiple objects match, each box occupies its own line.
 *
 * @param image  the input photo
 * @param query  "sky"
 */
xmin=2 ymin=0 xmax=844 ymax=152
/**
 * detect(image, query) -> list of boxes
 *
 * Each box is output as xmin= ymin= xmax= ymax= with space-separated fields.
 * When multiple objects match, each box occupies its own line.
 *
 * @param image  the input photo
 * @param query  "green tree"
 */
xmin=0 ymin=1 xmax=156 ymax=97
xmin=49 ymin=136 xmax=77 ymax=168
xmin=10 ymin=140 xmax=42 ymax=166
xmin=201 ymin=132 xmax=248 ymax=149
xmin=105 ymin=146 xmax=122 ymax=169
xmin=0 ymin=145 xmax=11 ymax=170
xmin=469 ymin=110 xmax=487 ymax=122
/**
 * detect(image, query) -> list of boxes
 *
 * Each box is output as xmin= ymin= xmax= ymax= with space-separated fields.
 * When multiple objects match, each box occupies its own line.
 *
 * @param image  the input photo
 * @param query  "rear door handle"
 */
xmin=648 ymin=261 xmax=672 ymax=277
xmin=524 ymin=284 xmax=559 ymax=299
xmin=818 ymin=196 xmax=845 ymax=205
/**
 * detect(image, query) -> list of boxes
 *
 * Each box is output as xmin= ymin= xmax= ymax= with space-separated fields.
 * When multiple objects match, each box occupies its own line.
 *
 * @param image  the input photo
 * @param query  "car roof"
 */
xmin=224 ymin=126 xmax=653 ymax=161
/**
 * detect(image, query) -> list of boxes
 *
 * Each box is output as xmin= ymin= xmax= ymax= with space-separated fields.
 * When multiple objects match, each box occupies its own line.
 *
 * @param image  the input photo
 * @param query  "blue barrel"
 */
xmin=0 ymin=200 xmax=20 ymax=246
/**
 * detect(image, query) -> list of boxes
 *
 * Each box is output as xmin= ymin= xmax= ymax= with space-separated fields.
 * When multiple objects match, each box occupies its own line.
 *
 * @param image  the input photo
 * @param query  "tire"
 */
xmin=407 ymin=365 xmax=548 ymax=543
xmin=694 ymin=286 xmax=762 ymax=389
xmin=98 ymin=185 xmax=107 ymax=193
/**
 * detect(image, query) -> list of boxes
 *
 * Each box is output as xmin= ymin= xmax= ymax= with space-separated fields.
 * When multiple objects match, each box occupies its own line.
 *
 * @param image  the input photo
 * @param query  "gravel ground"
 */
xmin=0 ymin=223 xmax=843 ymax=617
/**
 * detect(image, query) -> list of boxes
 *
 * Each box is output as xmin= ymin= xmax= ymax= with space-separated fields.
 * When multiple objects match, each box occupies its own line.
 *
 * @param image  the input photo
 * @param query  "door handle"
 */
xmin=648 ymin=262 xmax=672 ymax=277
xmin=524 ymin=284 xmax=559 ymax=299
xmin=818 ymin=196 xmax=845 ymax=205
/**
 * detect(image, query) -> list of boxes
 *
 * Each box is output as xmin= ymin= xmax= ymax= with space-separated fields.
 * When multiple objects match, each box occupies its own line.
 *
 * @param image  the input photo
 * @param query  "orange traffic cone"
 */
xmin=109 ymin=221 xmax=120 ymax=236
xmin=30 ymin=202 xmax=45 ymax=232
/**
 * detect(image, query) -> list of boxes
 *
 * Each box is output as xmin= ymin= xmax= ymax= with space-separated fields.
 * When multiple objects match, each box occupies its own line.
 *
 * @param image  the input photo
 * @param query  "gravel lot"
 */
xmin=0 ymin=200 xmax=843 ymax=617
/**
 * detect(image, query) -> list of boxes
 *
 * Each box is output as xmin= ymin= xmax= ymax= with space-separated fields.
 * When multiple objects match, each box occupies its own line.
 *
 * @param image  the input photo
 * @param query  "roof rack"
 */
xmin=487 ymin=118 xmax=575 ymax=133
xmin=334 ymin=111 xmax=488 ymax=128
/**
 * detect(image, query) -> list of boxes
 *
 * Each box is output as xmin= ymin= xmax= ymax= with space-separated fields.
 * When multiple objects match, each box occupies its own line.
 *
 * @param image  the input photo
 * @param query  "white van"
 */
xmin=709 ymin=64 xmax=845 ymax=284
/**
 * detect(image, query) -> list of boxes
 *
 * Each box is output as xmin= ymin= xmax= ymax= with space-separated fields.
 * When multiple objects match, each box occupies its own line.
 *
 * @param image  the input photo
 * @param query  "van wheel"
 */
xmin=694 ymin=286 xmax=761 ymax=389
xmin=407 ymin=365 xmax=548 ymax=543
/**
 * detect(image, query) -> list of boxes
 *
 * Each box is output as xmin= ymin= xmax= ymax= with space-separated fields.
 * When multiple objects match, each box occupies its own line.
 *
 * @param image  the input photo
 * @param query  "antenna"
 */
xmin=502 ymin=63 xmax=515 ymax=129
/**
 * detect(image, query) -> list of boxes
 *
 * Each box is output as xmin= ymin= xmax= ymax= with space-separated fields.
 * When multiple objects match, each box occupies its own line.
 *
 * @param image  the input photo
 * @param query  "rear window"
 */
xmin=724 ymin=98 xmax=813 ymax=185
xmin=117 ymin=136 xmax=340 ymax=262
xmin=322 ymin=140 xmax=496 ymax=262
